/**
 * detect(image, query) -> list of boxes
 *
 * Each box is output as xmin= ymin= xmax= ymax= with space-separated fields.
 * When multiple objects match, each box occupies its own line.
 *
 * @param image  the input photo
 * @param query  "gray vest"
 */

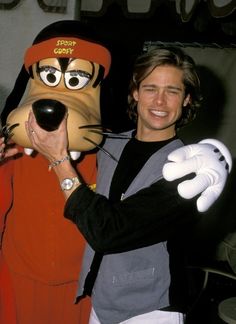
xmin=77 ymin=132 xmax=184 ymax=324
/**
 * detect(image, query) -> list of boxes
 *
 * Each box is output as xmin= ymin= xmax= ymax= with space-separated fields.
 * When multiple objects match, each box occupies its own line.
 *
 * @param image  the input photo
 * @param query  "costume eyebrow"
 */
xmin=38 ymin=65 xmax=60 ymax=71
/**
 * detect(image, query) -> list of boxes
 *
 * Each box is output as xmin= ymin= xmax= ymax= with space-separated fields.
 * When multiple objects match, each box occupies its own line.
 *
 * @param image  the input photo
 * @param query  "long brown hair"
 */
xmin=127 ymin=47 xmax=202 ymax=129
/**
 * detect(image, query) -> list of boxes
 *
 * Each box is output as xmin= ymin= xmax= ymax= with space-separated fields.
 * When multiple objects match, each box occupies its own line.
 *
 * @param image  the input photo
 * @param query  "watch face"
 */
xmin=61 ymin=177 xmax=80 ymax=191
xmin=61 ymin=178 xmax=74 ymax=190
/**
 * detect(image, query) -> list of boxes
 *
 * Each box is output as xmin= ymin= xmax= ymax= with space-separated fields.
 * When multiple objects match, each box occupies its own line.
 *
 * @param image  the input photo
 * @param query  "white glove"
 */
xmin=162 ymin=139 xmax=232 ymax=213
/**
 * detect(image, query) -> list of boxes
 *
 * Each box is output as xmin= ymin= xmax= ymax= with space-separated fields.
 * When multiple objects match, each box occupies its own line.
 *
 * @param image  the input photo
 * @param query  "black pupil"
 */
xmin=47 ymin=74 xmax=56 ymax=83
xmin=69 ymin=77 xmax=79 ymax=86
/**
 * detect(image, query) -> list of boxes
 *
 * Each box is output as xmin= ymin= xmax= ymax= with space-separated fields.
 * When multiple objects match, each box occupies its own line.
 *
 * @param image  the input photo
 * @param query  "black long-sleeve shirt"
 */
xmin=65 ymin=137 xmax=199 ymax=254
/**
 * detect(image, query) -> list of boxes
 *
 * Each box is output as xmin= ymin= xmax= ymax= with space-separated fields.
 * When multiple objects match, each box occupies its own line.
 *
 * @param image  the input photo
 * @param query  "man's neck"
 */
xmin=135 ymin=127 xmax=176 ymax=142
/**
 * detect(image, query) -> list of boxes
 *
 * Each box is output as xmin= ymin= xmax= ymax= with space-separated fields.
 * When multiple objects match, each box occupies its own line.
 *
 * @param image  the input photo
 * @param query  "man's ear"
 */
xmin=133 ymin=90 xmax=139 ymax=102
xmin=183 ymin=94 xmax=190 ymax=107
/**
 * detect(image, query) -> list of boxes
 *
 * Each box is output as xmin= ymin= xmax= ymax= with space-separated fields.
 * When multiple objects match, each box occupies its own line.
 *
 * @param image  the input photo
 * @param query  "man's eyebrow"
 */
xmin=141 ymin=84 xmax=156 ymax=88
xmin=141 ymin=84 xmax=183 ymax=91
xmin=166 ymin=85 xmax=183 ymax=91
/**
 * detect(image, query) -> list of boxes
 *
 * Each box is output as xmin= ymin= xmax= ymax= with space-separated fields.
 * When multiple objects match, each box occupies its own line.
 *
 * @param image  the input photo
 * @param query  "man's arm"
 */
xmin=64 ymin=177 xmax=199 ymax=254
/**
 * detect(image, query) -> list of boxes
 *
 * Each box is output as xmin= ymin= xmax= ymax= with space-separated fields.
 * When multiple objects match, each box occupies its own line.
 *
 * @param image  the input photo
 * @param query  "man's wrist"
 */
xmin=48 ymin=155 xmax=70 ymax=171
xmin=60 ymin=176 xmax=81 ymax=191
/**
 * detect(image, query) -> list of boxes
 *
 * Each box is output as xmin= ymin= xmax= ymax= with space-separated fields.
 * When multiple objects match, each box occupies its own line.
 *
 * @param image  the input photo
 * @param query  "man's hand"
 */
xmin=162 ymin=139 xmax=232 ymax=213
xmin=25 ymin=111 xmax=69 ymax=163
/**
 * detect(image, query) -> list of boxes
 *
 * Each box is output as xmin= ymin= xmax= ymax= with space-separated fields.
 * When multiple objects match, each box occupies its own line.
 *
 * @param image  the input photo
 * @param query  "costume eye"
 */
xmin=64 ymin=70 xmax=91 ymax=90
xmin=39 ymin=66 xmax=62 ymax=87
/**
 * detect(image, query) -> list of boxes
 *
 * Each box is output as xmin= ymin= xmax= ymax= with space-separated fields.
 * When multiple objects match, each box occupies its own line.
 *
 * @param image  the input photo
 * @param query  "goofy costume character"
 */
xmin=0 ymin=20 xmax=232 ymax=324
xmin=0 ymin=20 xmax=111 ymax=324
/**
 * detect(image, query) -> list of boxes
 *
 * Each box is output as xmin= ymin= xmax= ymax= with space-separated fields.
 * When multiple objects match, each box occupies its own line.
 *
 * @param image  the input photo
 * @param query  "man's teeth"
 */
xmin=151 ymin=110 xmax=167 ymax=117
xmin=24 ymin=148 xmax=81 ymax=161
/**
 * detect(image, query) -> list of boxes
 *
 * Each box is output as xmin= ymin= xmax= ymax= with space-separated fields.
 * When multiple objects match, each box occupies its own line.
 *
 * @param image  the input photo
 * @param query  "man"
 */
xmin=25 ymin=47 xmax=231 ymax=323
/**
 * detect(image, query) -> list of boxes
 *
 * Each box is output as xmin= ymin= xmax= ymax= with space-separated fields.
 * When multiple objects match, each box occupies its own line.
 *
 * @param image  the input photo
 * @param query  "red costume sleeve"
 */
xmin=0 ymin=158 xmax=17 ymax=324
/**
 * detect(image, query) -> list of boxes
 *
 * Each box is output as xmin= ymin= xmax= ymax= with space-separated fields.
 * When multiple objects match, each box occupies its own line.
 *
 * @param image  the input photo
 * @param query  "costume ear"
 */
xmin=1 ymin=65 xmax=29 ymax=125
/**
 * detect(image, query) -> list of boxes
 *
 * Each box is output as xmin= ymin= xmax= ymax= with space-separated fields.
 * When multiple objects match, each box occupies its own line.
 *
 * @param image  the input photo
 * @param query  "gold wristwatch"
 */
xmin=60 ymin=177 xmax=80 ymax=191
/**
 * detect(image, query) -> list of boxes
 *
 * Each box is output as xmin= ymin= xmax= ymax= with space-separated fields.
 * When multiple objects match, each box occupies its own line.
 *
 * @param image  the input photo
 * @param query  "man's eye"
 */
xmin=144 ymin=88 xmax=155 ymax=93
xmin=64 ymin=70 xmax=91 ymax=90
xmin=39 ymin=67 xmax=62 ymax=87
xmin=167 ymin=88 xmax=181 ymax=95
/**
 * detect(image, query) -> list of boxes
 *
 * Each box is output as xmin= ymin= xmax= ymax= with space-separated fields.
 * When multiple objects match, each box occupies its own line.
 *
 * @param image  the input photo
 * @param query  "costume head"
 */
xmin=1 ymin=20 xmax=111 ymax=155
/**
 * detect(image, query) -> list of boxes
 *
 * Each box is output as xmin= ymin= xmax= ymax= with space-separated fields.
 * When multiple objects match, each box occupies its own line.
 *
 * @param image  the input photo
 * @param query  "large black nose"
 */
xmin=32 ymin=99 xmax=67 ymax=131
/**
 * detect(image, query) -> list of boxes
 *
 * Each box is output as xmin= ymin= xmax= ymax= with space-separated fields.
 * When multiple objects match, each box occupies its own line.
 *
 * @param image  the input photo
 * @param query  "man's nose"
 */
xmin=153 ymin=90 xmax=166 ymax=104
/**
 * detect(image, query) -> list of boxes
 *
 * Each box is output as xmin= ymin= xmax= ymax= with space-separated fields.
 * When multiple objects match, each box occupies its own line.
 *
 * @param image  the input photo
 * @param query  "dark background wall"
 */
xmin=79 ymin=1 xmax=236 ymax=132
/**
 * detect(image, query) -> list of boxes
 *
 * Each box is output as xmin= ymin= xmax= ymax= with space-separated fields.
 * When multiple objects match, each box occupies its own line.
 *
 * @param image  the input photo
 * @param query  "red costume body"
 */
xmin=0 ymin=148 xmax=95 ymax=323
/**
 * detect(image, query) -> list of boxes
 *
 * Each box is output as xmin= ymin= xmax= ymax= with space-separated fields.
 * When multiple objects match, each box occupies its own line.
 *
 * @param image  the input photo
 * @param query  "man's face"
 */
xmin=133 ymin=65 xmax=190 ymax=141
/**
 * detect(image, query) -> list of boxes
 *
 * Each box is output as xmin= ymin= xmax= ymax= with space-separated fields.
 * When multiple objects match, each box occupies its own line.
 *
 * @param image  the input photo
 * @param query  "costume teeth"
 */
xmin=69 ymin=151 xmax=81 ymax=160
xmin=24 ymin=148 xmax=81 ymax=160
xmin=24 ymin=148 xmax=34 ymax=155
